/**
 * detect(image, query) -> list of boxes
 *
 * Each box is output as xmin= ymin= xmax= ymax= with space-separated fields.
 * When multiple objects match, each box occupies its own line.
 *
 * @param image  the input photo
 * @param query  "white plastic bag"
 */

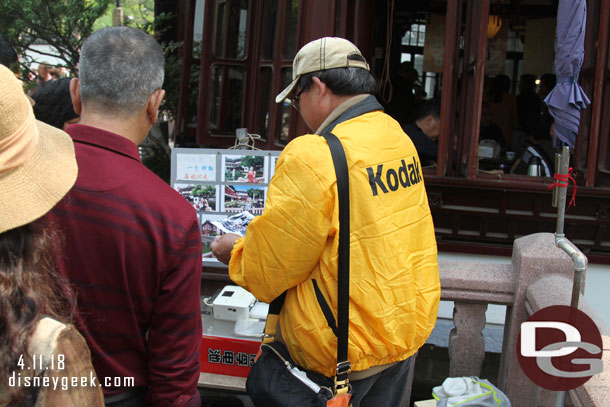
xmin=432 ymin=377 xmax=511 ymax=407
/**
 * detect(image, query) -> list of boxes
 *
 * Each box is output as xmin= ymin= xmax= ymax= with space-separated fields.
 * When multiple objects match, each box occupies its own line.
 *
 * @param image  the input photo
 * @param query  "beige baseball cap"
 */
xmin=275 ymin=37 xmax=370 ymax=104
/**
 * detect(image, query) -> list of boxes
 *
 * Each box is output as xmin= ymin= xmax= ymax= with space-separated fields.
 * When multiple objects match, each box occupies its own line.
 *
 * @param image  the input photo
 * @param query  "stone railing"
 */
xmin=413 ymin=233 xmax=609 ymax=407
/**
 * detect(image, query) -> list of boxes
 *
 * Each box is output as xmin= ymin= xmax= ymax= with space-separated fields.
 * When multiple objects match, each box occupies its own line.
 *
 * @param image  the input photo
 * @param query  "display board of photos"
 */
xmin=171 ymin=148 xmax=281 ymax=266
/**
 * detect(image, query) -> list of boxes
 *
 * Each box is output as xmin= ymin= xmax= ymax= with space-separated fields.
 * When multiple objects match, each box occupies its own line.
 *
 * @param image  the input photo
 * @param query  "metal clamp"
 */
xmin=336 ymin=361 xmax=352 ymax=375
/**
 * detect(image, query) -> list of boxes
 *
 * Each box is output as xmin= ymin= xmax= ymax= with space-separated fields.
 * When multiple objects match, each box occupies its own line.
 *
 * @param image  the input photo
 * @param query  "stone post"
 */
xmin=498 ymin=233 xmax=575 ymax=406
xmin=449 ymin=302 xmax=488 ymax=377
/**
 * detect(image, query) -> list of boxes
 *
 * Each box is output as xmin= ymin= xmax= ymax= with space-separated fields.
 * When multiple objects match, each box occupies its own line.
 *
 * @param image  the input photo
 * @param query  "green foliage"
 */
xmin=247 ymin=188 xmax=264 ymax=200
xmin=1 ymin=1 xmax=184 ymax=119
xmin=160 ymin=38 xmax=202 ymax=123
xmin=241 ymin=156 xmax=264 ymax=169
xmin=0 ymin=0 xmax=114 ymax=77
xmin=201 ymin=185 xmax=216 ymax=196
xmin=1 ymin=0 xmax=186 ymax=181
xmin=191 ymin=184 xmax=216 ymax=197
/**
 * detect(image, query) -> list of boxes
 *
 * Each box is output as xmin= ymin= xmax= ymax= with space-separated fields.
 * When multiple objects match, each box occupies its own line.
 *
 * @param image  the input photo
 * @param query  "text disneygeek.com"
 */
xmin=9 ymin=372 xmax=135 ymax=391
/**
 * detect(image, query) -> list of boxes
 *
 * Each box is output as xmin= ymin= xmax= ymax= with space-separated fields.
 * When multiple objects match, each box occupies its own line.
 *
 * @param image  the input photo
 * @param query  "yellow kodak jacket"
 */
xmin=229 ymin=97 xmax=440 ymax=378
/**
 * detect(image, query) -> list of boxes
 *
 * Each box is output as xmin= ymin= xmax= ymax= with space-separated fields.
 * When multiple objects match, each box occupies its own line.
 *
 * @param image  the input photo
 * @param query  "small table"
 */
xmin=198 ymin=372 xmax=246 ymax=392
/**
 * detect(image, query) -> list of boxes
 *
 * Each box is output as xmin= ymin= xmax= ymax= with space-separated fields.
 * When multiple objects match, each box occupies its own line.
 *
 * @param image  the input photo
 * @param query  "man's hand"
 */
xmin=210 ymin=233 xmax=241 ymax=264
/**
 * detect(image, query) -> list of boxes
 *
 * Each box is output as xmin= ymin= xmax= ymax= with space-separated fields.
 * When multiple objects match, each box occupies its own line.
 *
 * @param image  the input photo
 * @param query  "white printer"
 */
xmin=207 ymin=285 xmax=269 ymax=338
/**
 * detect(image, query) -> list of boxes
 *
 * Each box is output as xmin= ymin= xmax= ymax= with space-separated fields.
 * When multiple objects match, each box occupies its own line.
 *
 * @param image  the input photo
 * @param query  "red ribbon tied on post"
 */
xmin=547 ymin=167 xmax=577 ymax=207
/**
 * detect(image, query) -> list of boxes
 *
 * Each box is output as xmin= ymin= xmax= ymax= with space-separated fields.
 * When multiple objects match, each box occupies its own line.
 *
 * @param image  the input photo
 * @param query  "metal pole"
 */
xmin=553 ymin=146 xmax=588 ymax=406
xmin=554 ymin=147 xmax=569 ymax=407
xmin=554 ymin=146 xmax=570 ymax=236
xmin=552 ymin=152 xmax=561 ymax=208
xmin=530 ymin=386 xmax=541 ymax=407
xmin=555 ymin=390 xmax=567 ymax=407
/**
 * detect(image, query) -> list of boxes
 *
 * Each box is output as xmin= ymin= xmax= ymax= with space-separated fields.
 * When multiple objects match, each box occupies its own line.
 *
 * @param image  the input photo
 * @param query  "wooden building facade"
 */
xmin=160 ymin=0 xmax=610 ymax=263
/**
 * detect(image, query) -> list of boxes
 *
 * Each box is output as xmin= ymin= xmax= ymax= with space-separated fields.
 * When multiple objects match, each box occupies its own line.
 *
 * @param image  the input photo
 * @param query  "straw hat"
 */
xmin=0 ymin=65 xmax=77 ymax=233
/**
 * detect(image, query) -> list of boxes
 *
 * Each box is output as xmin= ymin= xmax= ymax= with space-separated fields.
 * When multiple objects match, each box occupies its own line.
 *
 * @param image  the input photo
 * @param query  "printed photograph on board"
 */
xmin=211 ymin=211 xmax=255 ymax=237
xmin=222 ymin=185 xmax=266 ymax=215
xmin=174 ymin=184 xmax=218 ymax=212
xmin=199 ymin=213 xmax=225 ymax=261
xmin=222 ymin=155 xmax=265 ymax=183
xmin=269 ymin=154 xmax=279 ymax=180
xmin=176 ymin=153 xmax=216 ymax=182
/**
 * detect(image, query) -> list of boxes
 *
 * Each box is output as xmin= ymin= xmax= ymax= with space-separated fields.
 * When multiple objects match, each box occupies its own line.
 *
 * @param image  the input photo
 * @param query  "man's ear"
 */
xmin=69 ymin=78 xmax=82 ymax=115
xmin=424 ymin=114 xmax=439 ymax=130
xmin=311 ymin=76 xmax=328 ymax=100
xmin=146 ymin=89 xmax=165 ymax=124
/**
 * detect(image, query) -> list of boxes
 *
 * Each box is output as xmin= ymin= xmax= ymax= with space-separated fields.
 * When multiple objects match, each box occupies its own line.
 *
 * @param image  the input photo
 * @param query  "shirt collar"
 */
xmin=66 ymin=124 xmax=141 ymax=162
xmin=315 ymin=95 xmax=369 ymax=135
xmin=316 ymin=94 xmax=384 ymax=135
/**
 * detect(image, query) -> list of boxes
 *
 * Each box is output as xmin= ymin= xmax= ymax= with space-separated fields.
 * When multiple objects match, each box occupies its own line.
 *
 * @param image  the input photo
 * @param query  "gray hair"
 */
xmin=79 ymin=27 xmax=164 ymax=114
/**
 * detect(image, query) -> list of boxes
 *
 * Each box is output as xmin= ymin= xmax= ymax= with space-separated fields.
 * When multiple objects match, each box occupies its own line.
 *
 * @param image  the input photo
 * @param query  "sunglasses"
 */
xmin=291 ymin=88 xmax=305 ymax=112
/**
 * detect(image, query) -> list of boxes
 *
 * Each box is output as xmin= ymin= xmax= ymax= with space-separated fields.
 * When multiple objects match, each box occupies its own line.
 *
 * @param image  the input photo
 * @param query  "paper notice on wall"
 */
xmin=423 ymin=14 xmax=446 ymax=73
xmin=522 ymin=18 xmax=556 ymax=76
xmin=176 ymin=153 xmax=217 ymax=181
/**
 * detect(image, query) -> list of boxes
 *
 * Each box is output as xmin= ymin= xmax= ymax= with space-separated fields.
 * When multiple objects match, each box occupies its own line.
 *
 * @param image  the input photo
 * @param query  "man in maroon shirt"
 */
xmin=45 ymin=27 xmax=202 ymax=407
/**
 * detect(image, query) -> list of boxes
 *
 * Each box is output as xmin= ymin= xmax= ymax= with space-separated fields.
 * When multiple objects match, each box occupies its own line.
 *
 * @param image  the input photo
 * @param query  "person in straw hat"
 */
xmin=212 ymin=37 xmax=440 ymax=406
xmin=0 ymin=65 xmax=103 ymax=406
xmin=43 ymin=26 xmax=202 ymax=407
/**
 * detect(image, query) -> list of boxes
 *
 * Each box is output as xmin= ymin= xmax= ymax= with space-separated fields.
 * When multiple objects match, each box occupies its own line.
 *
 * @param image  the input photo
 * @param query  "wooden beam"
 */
xmin=466 ymin=0 xmax=490 ymax=179
xmin=587 ymin=0 xmax=610 ymax=186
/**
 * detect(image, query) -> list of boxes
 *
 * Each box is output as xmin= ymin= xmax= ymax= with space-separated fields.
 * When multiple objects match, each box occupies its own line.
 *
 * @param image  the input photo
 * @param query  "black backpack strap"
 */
xmin=321 ymin=132 xmax=351 ymax=390
xmin=263 ymin=132 xmax=351 ymax=393
xmin=261 ymin=291 xmax=286 ymax=344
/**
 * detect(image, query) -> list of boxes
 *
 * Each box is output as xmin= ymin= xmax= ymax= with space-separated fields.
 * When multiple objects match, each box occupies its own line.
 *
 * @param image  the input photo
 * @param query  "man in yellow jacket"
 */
xmin=211 ymin=37 xmax=440 ymax=407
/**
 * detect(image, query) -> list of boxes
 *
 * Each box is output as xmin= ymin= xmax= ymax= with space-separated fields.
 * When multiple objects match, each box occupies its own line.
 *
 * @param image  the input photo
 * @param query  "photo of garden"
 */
xmin=199 ymin=214 xmax=224 ymax=259
xmin=223 ymin=155 xmax=265 ymax=183
xmin=174 ymin=184 xmax=218 ymax=212
xmin=222 ymin=185 xmax=265 ymax=214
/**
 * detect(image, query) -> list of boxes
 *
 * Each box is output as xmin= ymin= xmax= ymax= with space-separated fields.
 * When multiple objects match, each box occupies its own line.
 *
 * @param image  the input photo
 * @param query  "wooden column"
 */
xmin=464 ymin=0 xmax=490 ymax=179
xmin=176 ymin=0 xmax=196 ymax=140
xmin=586 ymin=0 xmax=610 ymax=186
xmin=437 ymin=0 xmax=462 ymax=177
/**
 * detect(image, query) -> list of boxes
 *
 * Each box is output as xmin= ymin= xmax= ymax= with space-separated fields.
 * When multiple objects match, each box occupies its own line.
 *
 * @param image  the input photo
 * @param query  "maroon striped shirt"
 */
xmin=45 ymin=124 xmax=202 ymax=406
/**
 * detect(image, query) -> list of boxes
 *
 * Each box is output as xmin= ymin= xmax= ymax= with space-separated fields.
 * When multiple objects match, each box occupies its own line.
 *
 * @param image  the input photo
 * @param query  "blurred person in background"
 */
xmin=479 ymin=101 xmax=507 ymax=151
xmin=49 ymin=66 xmax=66 ymax=79
xmin=486 ymin=74 xmax=518 ymax=150
xmin=537 ymin=73 xmax=557 ymax=102
xmin=33 ymin=77 xmax=79 ymax=130
xmin=36 ymin=63 xmax=51 ymax=83
xmin=402 ymin=99 xmax=441 ymax=167
xmin=516 ymin=73 xmax=541 ymax=138
xmin=0 ymin=33 xmax=18 ymax=69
